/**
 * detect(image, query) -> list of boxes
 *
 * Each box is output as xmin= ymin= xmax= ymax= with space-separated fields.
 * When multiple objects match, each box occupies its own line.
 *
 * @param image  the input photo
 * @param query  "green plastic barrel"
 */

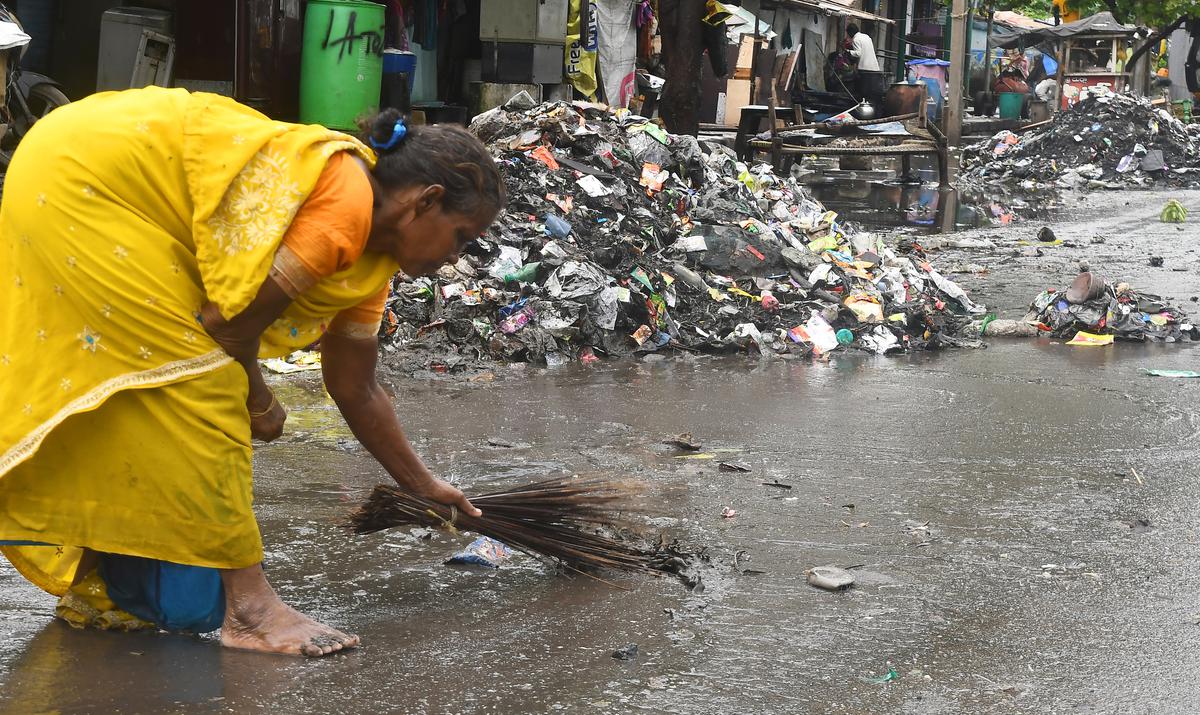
xmin=998 ymin=92 xmax=1024 ymax=120
xmin=299 ymin=0 xmax=385 ymax=130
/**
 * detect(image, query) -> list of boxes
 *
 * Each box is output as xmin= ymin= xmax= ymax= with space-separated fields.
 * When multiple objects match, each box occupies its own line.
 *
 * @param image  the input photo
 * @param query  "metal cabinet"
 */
xmin=479 ymin=0 xmax=567 ymax=45
xmin=96 ymin=7 xmax=173 ymax=91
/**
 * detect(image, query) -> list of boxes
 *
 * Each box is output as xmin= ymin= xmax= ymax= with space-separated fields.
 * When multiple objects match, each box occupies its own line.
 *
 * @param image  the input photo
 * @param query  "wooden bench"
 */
xmin=743 ymin=85 xmax=951 ymax=187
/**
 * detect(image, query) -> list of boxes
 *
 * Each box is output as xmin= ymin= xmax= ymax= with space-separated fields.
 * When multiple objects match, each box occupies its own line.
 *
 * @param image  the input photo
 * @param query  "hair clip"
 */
xmin=369 ymin=119 xmax=407 ymax=151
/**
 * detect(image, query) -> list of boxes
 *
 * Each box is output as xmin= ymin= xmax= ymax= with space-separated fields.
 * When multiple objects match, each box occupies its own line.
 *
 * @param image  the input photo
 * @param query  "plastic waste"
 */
xmin=1161 ymin=199 xmax=1187 ymax=223
xmin=844 ymin=295 xmax=883 ymax=323
xmin=806 ymin=566 xmax=855 ymax=590
xmin=503 ymin=262 xmax=541 ymax=283
xmin=503 ymin=90 xmax=537 ymax=111
xmin=639 ymin=163 xmax=668 ymax=193
xmin=544 ymin=261 xmax=609 ymax=300
xmin=1066 ymin=331 xmax=1114 ymax=346
xmin=1141 ymin=149 xmax=1166 ymax=172
xmin=499 ymin=306 xmax=534 ymax=334
xmin=445 ymin=536 xmax=512 ymax=568
xmin=260 ymin=350 xmax=323 ymax=374
xmin=860 ymin=326 xmax=900 ymax=354
xmin=545 ymin=193 xmax=573 ymax=213
xmin=802 ymin=313 xmax=840 ymax=354
xmin=544 ymin=214 xmax=572 ymax=239
xmin=925 ymin=268 xmax=986 ymax=314
xmin=488 ymin=245 xmax=524 ymax=279
xmin=577 ymin=174 xmax=612 ymax=197
xmin=530 ymin=145 xmax=559 ymax=170
xmin=1065 ymin=271 xmax=1105 ymax=304
xmin=866 ymin=667 xmax=900 ymax=684
xmin=1142 ymin=369 xmax=1200 ymax=378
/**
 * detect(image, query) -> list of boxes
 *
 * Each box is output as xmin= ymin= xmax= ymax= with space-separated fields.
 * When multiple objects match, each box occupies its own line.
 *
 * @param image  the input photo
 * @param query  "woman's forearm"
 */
xmin=337 ymin=382 xmax=435 ymax=489
xmin=321 ymin=332 xmax=435 ymax=489
xmin=237 ymin=344 xmax=273 ymax=410
xmin=201 ymin=309 xmax=270 ymax=407
xmin=198 ymin=277 xmax=293 ymax=408
xmin=322 ymin=332 xmax=479 ymax=514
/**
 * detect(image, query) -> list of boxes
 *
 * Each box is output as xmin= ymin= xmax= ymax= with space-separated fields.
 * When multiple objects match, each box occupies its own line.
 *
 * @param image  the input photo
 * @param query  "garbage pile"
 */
xmin=379 ymin=95 xmax=986 ymax=370
xmin=961 ymin=90 xmax=1200 ymax=189
xmin=1022 ymin=271 xmax=1198 ymax=343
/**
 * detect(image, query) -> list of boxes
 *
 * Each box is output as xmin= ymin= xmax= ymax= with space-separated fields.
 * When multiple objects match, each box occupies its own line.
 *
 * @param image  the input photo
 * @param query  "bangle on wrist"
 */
xmin=249 ymin=394 xmax=278 ymax=418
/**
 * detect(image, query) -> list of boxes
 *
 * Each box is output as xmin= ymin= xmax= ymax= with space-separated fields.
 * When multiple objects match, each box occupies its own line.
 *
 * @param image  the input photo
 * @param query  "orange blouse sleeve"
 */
xmin=268 ymin=151 xmax=388 ymax=339
xmin=328 ymin=283 xmax=389 ymax=340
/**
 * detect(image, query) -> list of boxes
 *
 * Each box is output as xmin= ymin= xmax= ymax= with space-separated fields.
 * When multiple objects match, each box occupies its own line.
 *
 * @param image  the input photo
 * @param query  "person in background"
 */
xmin=845 ymin=23 xmax=884 ymax=109
xmin=1035 ymin=77 xmax=1060 ymax=105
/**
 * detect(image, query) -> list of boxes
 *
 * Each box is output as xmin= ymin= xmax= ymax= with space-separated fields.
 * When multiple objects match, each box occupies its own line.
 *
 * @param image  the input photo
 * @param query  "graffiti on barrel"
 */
xmin=320 ymin=10 xmax=384 ymax=62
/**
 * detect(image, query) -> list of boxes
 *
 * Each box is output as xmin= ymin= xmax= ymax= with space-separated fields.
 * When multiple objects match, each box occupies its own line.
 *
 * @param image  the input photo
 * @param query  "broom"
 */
xmin=347 ymin=476 xmax=674 ymax=578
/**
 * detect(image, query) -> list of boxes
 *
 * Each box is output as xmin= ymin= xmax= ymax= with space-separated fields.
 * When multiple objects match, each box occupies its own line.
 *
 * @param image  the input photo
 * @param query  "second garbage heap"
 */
xmin=380 ymin=98 xmax=985 ymax=369
xmin=961 ymin=90 xmax=1200 ymax=189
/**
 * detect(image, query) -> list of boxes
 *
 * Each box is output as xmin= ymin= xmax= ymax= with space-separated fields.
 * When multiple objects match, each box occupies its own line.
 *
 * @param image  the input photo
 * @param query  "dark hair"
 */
xmin=359 ymin=108 xmax=506 ymax=217
xmin=846 ymin=23 xmax=859 ymax=36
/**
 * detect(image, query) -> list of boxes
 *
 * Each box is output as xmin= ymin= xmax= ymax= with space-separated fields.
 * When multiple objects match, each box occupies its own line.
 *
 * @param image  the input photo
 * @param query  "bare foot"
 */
xmin=219 ymin=563 xmax=359 ymax=657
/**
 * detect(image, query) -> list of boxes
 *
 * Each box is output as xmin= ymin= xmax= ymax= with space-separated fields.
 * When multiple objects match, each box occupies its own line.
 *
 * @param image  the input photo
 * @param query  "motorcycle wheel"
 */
xmin=22 ymin=82 xmax=69 ymax=125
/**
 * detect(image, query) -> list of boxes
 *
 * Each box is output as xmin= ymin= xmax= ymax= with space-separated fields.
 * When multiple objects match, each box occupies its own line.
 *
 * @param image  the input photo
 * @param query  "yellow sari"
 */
xmin=0 ymin=87 xmax=398 ymax=594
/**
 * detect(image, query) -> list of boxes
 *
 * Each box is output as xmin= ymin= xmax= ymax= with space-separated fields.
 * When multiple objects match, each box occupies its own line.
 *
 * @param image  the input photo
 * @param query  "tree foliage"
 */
xmin=1064 ymin=0 xmax=1200 ymax=28
xmin=994 ymin=0 xmax=1054 ymax=20
xmin=984 ymin=0 xmax=1200 ymax=29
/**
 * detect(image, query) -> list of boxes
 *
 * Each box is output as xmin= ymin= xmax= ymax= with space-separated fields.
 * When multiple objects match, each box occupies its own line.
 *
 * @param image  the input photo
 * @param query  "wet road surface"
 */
xmin=2 ymin=191 xmax=1200 ymax=714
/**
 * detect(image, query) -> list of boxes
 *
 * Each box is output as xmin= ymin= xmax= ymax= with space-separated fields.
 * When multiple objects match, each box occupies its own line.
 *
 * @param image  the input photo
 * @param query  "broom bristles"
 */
xmin=346 ymin=476 xmax=664 ymax=576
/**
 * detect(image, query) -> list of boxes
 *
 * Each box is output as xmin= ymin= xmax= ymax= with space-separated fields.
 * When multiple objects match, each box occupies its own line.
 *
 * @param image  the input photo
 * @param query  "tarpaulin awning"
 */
xmin=993 ymin=11 xmax=1049 ymax=31
xmin=997 ymin=11 xmax=1140 ymax=49
xmin=763 ymin=0 xmax=896 ymax=26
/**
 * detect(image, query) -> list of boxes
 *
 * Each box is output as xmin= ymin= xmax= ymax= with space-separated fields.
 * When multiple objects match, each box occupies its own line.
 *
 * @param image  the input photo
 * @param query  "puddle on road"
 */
xmin=808 ymin=178 xmax=1053 ymax=233
xmin=794 ymin=158 xmax=1057 ymax=233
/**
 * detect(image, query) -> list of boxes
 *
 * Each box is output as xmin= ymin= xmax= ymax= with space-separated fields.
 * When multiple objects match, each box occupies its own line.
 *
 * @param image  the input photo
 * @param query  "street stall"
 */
xmin=997 ymin=11 xmax=1141 ymax=110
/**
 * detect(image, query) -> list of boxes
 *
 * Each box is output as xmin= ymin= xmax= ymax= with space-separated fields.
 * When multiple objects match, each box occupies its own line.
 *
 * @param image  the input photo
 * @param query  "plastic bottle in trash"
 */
xmin=544 ymin=214 xmax=572 ymax=239
xmin=503 ymin=262 xmax=541 ymax=284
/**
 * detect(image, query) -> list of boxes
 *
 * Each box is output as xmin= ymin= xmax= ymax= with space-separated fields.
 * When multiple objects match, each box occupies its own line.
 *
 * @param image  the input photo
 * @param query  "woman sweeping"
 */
xmin=0 ymin=86 xmax=503 ymax=656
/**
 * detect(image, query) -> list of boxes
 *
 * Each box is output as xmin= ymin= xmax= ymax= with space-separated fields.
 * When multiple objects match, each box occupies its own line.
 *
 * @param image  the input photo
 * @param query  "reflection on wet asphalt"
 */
xmin=3 ymin=192 xmax=1200 ymax=714
xmin=809 ymin=179 xmax=1052 ymax=234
